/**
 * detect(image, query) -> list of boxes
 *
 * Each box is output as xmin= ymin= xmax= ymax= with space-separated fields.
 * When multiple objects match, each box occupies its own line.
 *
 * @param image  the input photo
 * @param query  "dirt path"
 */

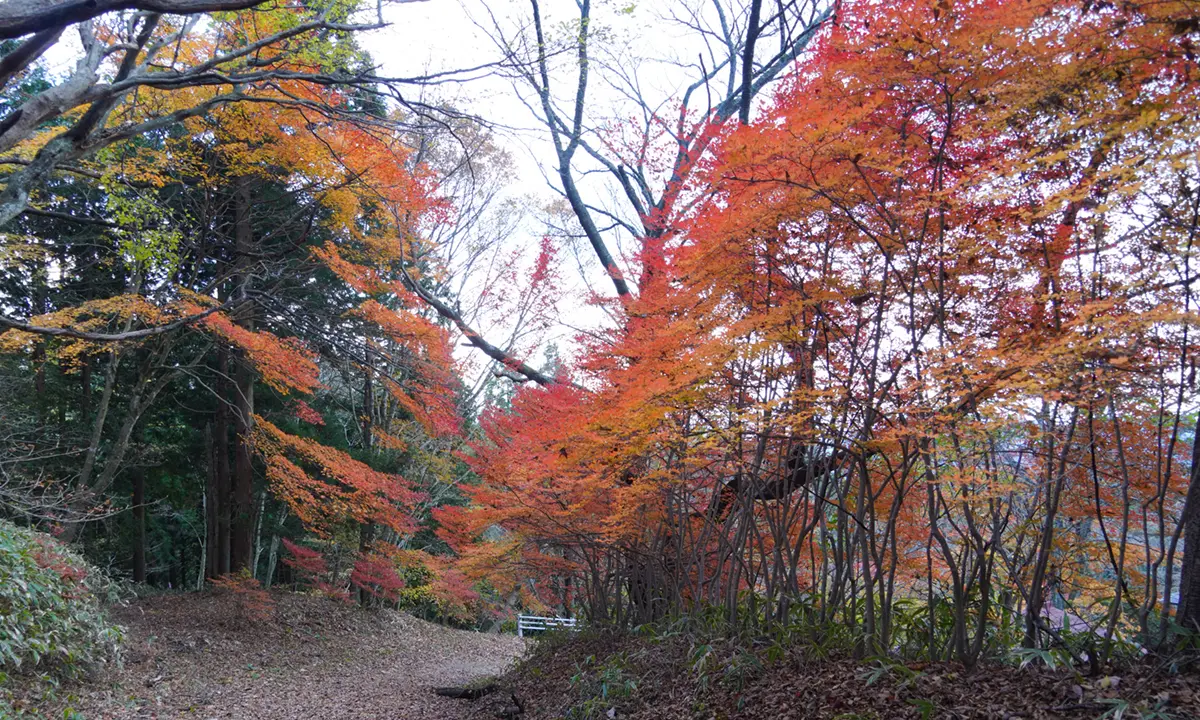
xmin=68 ymin=592 xmax=525 ymax=719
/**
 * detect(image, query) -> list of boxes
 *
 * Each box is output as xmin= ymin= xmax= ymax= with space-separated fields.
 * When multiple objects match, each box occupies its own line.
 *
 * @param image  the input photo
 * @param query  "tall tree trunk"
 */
xmin=356 ymin=522 xmax=374 ymax=606
xmin=62 ymin=272 xmax=148 ymax=543
xmin=215 ymin=348 xmax=232 ymax=576
xmin=252 ymin=490 xmax=267 ymax=579
xmin=1173 ymin=415 xmax=1200 ymax=637
xmin=1025 ymin=408 xmax=1079 ymax=647
xmin=200 ymin=472 xmax=211 ymax=587
xmin=178 ymin=539 xmax=187 ymax=591
xmin=361 ymin=357 xmax=372 ymax=450
xmin=357 ymin=360 xmax=373 ymax=605
xmin=205 ymin=422 xmax=217 ymax=579
xmin=132 ymin=463 xmax=146 ymax=583
xmin=231 ymin=358 xmax=255 ymax=571
xmin=263 ymin=505 xmax=289 ymax=589
xmin=32 ymin=252 xmax=47 ymax=418
xmin=72 ymin=350 xmax=121 ymax=509
xmin=80 ymin=358 xmax=91 ymax=421
xmin=60 ymin=349 xmax=123 ymax=543
xmin=229 ymin=176 xmax=256 ymax=572
xmin=32 ymin=341 xmax=45 ymax=405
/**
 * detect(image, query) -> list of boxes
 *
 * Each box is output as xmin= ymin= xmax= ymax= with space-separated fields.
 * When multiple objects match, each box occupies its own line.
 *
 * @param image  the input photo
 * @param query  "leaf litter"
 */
xmin=44 ymin=591 xmax=524 ymax=719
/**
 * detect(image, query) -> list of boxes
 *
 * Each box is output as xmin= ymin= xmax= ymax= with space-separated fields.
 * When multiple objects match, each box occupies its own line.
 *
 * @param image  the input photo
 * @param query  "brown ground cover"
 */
xmin=470 ymin=631 xmax=1200 ymax=720
xmin=39 ymin=592 xmax=523 ymax=719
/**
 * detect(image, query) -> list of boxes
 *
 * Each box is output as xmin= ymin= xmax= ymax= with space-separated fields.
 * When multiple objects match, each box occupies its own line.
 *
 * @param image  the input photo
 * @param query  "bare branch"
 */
xmin=3 ymin=0 xmax=297 ymax=40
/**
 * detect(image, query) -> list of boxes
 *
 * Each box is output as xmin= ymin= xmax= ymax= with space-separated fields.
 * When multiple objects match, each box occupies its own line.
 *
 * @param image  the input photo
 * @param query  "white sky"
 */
xmin=361 ymin=0 xmax=661 ymax=377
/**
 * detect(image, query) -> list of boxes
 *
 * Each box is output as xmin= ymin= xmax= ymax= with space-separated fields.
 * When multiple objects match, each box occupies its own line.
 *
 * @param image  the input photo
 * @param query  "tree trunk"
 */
xmin=215 ymin=348 xmax=232 ymax=576
xmin=356 ymin=522 xmax=374 ymax=607
xmin=231 ymin=358 xmax=255 ymax=571
xmin=132 ymin=464 xmax=146 ymax=583
xmin=69 ymin=274 xmax=142 ymax=535
xmin=252 ymin=490 xmax=267 ymax=579
xmin=264 ymin=505 xmax=289 ymax=589
xmin=178 ymin=539 xmax=187 ymax=591
xmin=80 ymin=358 xmax=91 ymax=421
xmin=357 ymin=360 xmax=373 ymax=605
xmin=87 ymin=359 xmax=167 ymax=506
xmin=68 ymin=348 xmax=122 ymax=537
xmin=32 ymin=340 xmax=45 ymax=404
xmin=1025 ymin=408 xmax=1079 ymax=647
xmin=1174 ymin=415 xmax=1200 ymax=636
xmin=199 ymin=480 xmax=209 ymax=588
xmin=32 ymin=255 xmax=47 ymax=417
xmin=229 ymin=176 xmax=256 ymax=572
xmin=361 ymin=357 xmax=372 ymax=450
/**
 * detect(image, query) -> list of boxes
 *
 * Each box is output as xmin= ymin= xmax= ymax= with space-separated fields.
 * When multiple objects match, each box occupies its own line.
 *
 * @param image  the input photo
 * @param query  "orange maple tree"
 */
xmin=441 ymin=0 xmax=1200 ymax=659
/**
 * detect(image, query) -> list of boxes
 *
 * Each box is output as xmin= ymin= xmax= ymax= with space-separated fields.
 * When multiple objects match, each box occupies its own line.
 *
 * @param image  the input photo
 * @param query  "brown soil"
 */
xmin=55 ymin=591 xmax=525 ymax=719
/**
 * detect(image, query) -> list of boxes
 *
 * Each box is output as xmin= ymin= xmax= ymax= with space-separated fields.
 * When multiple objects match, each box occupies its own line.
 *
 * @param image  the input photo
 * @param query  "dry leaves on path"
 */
xmin=53 ymin=591 xmax=525 ymax=720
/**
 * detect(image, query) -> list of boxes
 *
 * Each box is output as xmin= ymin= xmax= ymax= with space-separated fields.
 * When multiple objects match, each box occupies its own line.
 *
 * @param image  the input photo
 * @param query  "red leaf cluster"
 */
xmin=349 ymin=551 xmax=406 ymax=603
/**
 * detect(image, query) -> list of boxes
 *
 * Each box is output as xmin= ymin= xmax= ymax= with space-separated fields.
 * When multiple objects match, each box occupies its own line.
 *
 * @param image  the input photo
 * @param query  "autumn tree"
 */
xmin=0 ymin=0 xmax=453 ymax=335
xmin=444 ymin=0 xmax=1200 ymax=663
xmin=0 ymin=0 xmax=488 ymax=608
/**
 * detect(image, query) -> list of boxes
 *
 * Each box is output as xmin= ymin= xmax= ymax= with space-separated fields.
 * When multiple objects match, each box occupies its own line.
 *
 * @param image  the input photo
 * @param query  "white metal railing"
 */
xmin=517 ymin=614 xmax=578 ymax=637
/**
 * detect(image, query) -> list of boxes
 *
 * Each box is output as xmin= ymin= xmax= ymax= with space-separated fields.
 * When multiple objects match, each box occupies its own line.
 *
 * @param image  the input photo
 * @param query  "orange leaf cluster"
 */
xmin=194 ymin=308 xmax=321 ymax=396
xmin=254 ymin=418 xmax=423 ymax=536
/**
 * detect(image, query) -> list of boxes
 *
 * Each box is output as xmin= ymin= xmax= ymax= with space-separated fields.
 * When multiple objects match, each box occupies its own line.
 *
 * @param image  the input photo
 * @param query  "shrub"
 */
xmin=0 ymin=520 xmax=123 ymax=681
xmin=210 ymin=569 xmax=275 ymax=621
xmin=567 ymin=652 xmax=638 ymax=719
xmin=350 ymin=552 xmax=406 ymax=603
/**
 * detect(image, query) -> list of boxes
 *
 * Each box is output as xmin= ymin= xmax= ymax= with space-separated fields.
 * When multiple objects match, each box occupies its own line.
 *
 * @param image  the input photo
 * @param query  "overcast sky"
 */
xmin=361 ymin=0 xmax=663 ymax=375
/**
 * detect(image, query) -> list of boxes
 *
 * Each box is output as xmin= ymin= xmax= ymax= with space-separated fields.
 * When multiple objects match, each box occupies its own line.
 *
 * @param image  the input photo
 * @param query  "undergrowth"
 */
xmin=0 ymin=520 xmax=124 ymax=717
xmin=510 ymin=599 xmax=1199 ymax=720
